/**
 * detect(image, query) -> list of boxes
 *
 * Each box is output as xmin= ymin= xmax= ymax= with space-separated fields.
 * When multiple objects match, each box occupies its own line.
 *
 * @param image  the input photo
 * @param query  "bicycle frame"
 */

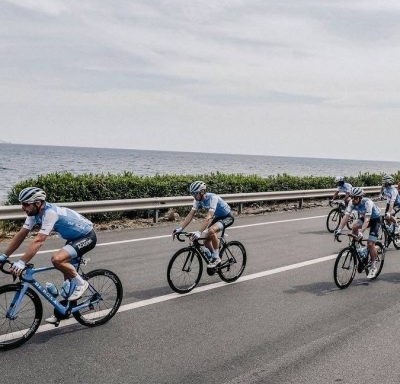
xmin=5 ymin=263 xmax=97 ymax=320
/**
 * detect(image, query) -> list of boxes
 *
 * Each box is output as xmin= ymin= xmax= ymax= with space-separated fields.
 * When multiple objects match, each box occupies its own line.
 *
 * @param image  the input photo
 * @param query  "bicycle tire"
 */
xmin=383 ymin=228 xmax=391 ymax=249
xmin=333 ymin=247 xmax=356 ymax=289
xmin=382 ymin=226 xmax=400 ymax=250
xmin=0 ymin=284 xmax=43 ymax=351
xmin=393 ymin=233 xmax=400 ymax=249
xmin=167 ymin=247 xmax=203 ymax=294
xmin=326 ymin=208 xmax=341 ymax=233
xmin=218 ymin=241 xmax=247 ymax=283
xmin=73 ymin=269 xmax=123 ymax=327
xmin=346 ymin=213 xmax=355 ymax=230
xmin=392 ymin=215 xmax=400 ymax=249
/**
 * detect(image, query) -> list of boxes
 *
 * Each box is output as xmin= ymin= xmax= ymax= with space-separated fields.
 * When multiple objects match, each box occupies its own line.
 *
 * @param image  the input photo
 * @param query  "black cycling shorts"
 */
xmin=209 ymin=213 xmax=234 ymax=229
xmin=64 ymin=229 xmax=97 ymax=258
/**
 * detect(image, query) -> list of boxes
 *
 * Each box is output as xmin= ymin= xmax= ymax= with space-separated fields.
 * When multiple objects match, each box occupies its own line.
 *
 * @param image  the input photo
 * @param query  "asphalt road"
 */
xmin=2 ymin=206 xmax=400 ymax=384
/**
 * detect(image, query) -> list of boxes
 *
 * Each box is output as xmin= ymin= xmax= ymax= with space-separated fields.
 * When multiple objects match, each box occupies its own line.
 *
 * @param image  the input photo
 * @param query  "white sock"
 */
xmin=73 ymin=274 xmax=85 ymax=286
xmin=213 ymin=250 xmax=219 ymax=258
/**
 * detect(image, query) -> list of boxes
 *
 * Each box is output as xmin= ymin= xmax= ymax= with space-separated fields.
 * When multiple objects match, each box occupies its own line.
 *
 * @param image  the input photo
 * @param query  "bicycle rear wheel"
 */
xmin=326 ymin=208 xmax=341 ymax=233
xmin=0 ymin=284 xmax=42 ymax=351
xmin=333 ymin=248 xmax=356 ymax=289
xmin=167 ymin=247 xmax=203 ymax=294
xmin=218 ymin=241 xmax=247 ymax=282
xmin=73 ymin=269 xmax=123 ymax=327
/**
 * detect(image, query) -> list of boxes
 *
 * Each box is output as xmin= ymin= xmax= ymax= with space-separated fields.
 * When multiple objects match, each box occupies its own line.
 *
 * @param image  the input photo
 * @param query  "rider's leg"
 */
xmin=51 ymin=249 xmax=77 ymax=279
xmin=366 ymin=220 xmax=380 ymax=279
xmin=52 ymin=246 xmax=88 ymax=300
xmin=367 ymin=240 xmax=377 ymax=263
xmin=206 ymin=224 xmax=222 ymax=254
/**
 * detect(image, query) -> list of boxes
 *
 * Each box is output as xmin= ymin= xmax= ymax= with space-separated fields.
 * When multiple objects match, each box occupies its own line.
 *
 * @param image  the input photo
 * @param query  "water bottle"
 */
xmin=203 ymin=247 xmax=213 ymax=260
xmin=359 ymin=247 xmax=368 ymax=260
xmin=45 ymin=282 xmax=59 ymax=298
xmin=60 ymin=280 xmax=71 ymax=299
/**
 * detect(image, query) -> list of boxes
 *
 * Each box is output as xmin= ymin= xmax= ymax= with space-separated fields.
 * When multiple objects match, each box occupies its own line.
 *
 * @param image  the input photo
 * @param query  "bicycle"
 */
xmin=333 ymin=233 xmax=385 ymax=289
xmin=326 ymin=200 xmax=355 ymax=233
xmin=380 ymin=214 xmax=400 ymax=249
xmin=167 ymin=230 xmax=246 ymax=294
xmin=0 ymin=255 xmax=123 ymax=351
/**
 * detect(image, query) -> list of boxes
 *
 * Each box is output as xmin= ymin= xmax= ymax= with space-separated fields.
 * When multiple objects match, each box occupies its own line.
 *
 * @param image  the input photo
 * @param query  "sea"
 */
xmin=1 ymin=143 xmax=400 ymax=204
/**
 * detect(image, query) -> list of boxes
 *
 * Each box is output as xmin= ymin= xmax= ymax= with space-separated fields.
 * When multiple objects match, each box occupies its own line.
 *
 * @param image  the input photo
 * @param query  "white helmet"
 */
xmin=189 ymin=181 xmax=206 ymax=194
xmin=334 ymin=176 xmax=344 ymax=184
xmin=382 ymin=174 xmax=394 ymax=185
xmin=350 ymin=187 xmax=364 ymax=197
xmin=18 ymin=187 xmax=46 ymax=203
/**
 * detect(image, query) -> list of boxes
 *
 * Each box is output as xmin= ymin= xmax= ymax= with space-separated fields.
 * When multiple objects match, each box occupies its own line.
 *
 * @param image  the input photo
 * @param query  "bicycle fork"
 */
xmin=6 ymin=283 xmax=30 ymax=320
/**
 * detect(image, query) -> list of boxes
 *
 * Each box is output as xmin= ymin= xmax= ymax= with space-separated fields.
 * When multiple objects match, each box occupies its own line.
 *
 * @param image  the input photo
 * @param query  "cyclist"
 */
xmin=330 ymin=176 xmax=352 ymax=206
xmin=380 ymin=174 xmax=400 ymax=234
xmin=0 ymin=187 xmax=97 ymax=316
xmin=334 ymin=187 xmax=381 ymax=279
xmin=172 ymin=181 xmax=234 ymax=268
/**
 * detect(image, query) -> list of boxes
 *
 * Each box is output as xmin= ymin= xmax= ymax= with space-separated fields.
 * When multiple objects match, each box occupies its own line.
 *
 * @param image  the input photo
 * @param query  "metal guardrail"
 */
xmin=0 ymin=186 xmax=382 ymax=221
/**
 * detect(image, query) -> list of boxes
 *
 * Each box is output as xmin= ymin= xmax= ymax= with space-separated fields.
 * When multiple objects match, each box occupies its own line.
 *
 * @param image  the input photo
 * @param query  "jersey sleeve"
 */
xmin=364 ymin=200 xmax=373 ymax=216
xmin=38 ymin=209 xmax=58 ymax=235
xmin=192 ymin=200 xmax=199 ymax=211
xmin=22 ymin=216 xmax=36 ymax=231
xmin=207 ymin=195 xmax=218 ymax=212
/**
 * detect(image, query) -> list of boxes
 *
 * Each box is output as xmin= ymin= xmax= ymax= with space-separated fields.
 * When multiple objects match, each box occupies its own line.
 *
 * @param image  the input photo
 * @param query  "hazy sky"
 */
xmin=2 ymin=0 xmax=400 ymax=161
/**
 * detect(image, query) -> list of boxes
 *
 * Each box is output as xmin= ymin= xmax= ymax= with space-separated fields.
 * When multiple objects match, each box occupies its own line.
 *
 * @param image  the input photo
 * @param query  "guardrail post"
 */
xmin=153 ymin=209 xmax=159 ymax=223
xmin=298 ymin=198 xmax=303 ymax=209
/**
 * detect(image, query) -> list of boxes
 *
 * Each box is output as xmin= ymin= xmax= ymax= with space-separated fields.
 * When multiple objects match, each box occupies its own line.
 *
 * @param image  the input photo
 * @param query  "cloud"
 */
xmin=4 ymin=0 xmax=68 ymax=15
xmin=1 ymin=1 xmax=400 ymax=160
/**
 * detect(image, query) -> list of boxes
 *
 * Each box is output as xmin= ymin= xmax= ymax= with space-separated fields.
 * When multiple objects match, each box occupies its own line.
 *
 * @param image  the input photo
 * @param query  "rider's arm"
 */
xmin=388 ymin=188 xmax=398 ymax=214
xmin=199 ymin=210 xmax=215 ymax=233
xmin=337 ymin=212 xmax=350 ymax=231
xmin=337 ymin=202 xmax=354 ymax=230
xmin=179 ymin=209 xmax=196 ymax=230
xmin=360 ymin=215 xmax=371 ymax=233
xmin=2 ymin=227 xmax=30 ymax=257
xmin=331 ymin=191 xmax=339 ymax=200
xmin=20 ymin=233 xmax=48 ymax=264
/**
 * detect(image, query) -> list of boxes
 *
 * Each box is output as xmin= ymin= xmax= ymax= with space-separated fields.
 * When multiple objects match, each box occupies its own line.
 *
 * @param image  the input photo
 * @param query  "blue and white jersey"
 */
xmin=338 ymin=182 xmax=352 ymax=194
xmin=345 ymin=197 xmax=380 ymax=220
xmin=192 ymin=193 xmax=231 ymax=217
xmin=23 ymin=202 xmax=93 ymax=240
xmin=382 ymin=185 xmax=400 ymax=206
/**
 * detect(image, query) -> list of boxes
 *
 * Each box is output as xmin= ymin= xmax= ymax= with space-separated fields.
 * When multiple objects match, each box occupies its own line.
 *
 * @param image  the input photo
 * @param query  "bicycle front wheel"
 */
xmin=333 ymin=248 xmax=356 ymax=289
xmin=167 ymin=247 xmax=203 ymax=294
xmin=346 ymin=213 xmax=356 ymax=230
xmin=393 ymin=233 xmax=400 ymax=250
xmin=218 ymin=241 xmax=247 ymax=282
xmin=326 ymin=208 xmax=341 ymax=233
xmin=0 ymin=284 xmax=43 ymax=351
xmin=383 ymin=227 xmax=391 ymax=249
xmin=73 ymin=269 xmax=123 ymax=327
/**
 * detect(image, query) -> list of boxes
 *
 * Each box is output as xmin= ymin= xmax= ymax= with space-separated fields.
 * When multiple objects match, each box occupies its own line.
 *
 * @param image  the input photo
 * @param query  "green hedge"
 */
xmin=6 ymin=171 xmax=395 ymax=205
xmin=1 ymin=171 xmax=397 ymax=234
